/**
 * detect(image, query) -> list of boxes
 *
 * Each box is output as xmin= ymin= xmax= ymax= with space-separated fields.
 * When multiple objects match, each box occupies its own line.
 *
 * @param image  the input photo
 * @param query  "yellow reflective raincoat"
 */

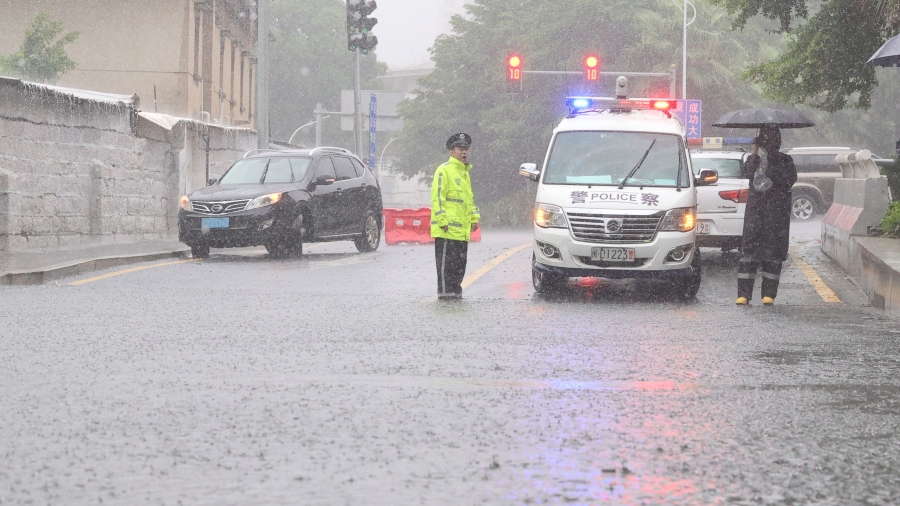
xmin=430 ymin=157 xmax=480 ymax=241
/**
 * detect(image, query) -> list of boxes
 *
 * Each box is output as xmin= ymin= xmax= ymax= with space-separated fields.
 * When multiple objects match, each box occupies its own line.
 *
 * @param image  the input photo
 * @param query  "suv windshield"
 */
xmin=544 ymin=131 xmax=689 ymax=187
xmin=218 ymin=157 xmax=311 ymax=184
xmin=692 ymin=157 xmax=744 ymax=178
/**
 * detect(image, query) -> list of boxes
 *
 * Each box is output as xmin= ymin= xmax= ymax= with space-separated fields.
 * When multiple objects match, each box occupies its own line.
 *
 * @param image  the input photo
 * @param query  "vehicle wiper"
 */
xmin=619 ymin=139 xmax=656 ymax=190
xmin=676 ymin=147 xmax=683 ymax=192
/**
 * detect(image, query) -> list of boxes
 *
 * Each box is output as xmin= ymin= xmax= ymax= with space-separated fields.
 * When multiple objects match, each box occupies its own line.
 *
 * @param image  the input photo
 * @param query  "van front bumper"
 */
xmin=532 ymin=224 xmax=696 ymax=279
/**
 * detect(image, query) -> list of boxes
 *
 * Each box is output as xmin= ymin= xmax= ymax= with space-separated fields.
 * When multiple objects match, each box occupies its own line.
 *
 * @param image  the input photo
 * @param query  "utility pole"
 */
xmin=257 ymin=0 xmax=270 ymax=149
xmin=355 ymin=48 xmax=363 ymax=158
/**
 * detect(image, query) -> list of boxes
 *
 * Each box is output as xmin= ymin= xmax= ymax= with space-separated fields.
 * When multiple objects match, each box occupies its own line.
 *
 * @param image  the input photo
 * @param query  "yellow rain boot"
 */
xmin=735 ymin=297 xmax=749 ymax=305
xmin=762 ymin=297 xmax=775 ymax=306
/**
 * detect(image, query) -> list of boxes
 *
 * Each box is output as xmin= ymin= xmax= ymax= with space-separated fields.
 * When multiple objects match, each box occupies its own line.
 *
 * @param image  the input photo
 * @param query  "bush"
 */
xmin=882 ymin=201 xmax=900 ymax=238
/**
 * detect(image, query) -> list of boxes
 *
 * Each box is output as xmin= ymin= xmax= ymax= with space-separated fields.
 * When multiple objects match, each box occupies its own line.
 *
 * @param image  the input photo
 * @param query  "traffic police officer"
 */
xmin=431 ymin=133 xmax=480 ymax=299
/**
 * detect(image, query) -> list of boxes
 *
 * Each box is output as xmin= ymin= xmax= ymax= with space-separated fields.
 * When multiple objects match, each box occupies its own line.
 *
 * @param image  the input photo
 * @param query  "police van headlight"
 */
xmin=658 ymin=207 xmax=696 ymax=232
xmin=535 ymin=203 xmax=568 ymax=229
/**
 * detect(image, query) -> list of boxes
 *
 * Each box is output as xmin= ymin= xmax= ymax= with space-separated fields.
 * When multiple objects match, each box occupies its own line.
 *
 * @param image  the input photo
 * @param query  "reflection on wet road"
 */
xmin=2 ymin=219 xmax=899 ymax=504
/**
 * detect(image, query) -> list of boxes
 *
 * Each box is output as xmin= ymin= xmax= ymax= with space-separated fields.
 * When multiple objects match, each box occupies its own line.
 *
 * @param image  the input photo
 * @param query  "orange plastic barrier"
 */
xmin=383 ymin=208 xmax=481 ymax=245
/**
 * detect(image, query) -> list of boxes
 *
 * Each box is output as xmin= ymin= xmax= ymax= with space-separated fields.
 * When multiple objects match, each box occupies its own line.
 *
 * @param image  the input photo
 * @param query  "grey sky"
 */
xmin=372 ymin=0 xmax=468 ymax=70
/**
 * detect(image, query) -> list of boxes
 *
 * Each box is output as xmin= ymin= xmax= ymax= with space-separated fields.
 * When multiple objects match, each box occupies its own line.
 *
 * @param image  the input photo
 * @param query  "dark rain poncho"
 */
xmin=740 ymin=151 xmax=798 ymax=262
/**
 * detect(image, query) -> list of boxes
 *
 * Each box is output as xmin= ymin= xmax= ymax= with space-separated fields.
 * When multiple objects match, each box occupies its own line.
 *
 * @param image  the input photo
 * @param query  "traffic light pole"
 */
xmin=257 ymin=0 xmax=270 ymax=149
xmin=354 ymin=48 xmax=364 ymax=159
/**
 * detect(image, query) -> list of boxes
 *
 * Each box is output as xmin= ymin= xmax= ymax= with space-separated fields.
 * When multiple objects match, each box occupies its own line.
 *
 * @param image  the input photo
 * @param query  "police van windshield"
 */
xmin=543 ymin=131 xmax=689 ymax=187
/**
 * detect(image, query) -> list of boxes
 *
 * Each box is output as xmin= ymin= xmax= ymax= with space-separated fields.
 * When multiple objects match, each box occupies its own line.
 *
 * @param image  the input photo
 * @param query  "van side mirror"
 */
xmin=519 ymin=163 xmax=541 ymax=182
xmin=207 ymin=177 xmax=218 ymax=186
xmin=696 ymin=169 xmax=718 ymax=186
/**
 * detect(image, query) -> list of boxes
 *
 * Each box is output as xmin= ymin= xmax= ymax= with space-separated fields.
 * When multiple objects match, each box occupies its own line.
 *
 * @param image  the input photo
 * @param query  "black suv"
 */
xmin=178 ymin=147 xmax=383 ymax=258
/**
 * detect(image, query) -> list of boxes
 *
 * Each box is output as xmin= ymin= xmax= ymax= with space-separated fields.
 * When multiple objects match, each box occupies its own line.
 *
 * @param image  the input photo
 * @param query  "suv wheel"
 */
xmin=190 ymin=244 xmax=210 ymax=259
xmin=791 ymin=194 xmax=817 ymax=221
xmin=354 ymin=211 xmax=381 ymax=253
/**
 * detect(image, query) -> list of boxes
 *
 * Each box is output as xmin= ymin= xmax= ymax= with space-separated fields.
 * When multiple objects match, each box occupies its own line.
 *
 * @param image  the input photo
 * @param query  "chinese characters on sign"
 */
xmin=674 ymin=100 xmax=702 ymax=140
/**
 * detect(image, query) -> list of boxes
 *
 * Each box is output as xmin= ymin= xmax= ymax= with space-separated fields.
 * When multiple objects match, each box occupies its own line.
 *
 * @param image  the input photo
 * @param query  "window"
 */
xmin=219 ymin=34 xmax=226 ymax=102
xmin=350 ymin=158 xmax=366 ymax=178
xmin=333 ymin=157 xmax=358 ymax=181
xmin=239 ymin=53 xmax=245 ymax=112
xmin=230 ymin=42 xmax=237 ymax=108
xmin=290 ymin=158 xmax=311 ymax=182
xmin=544 ymin=131 xmax=689 ymax=187
xmin=193 ymin=12 xmax=201 ymax=77
xmin=263 ymin=158 xmax=293 ymax=183
xmin=316 ymin=157 xmax=337 ymax=180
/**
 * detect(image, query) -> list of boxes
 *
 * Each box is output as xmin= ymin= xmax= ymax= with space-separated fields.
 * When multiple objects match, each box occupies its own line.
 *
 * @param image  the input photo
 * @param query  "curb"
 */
xmin=0 ymin=249 xmax=191 ymax=286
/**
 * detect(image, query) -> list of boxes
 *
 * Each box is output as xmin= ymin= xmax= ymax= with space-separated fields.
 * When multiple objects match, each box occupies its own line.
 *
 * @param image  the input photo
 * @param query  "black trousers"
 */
xmin=738 ymin=257 xmax=783 ymax=300
xmin=435 ymin=238 xmax=468 ymax=297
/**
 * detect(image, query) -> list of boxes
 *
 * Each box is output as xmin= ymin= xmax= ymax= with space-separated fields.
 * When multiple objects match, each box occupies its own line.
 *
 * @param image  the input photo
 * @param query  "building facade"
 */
xmin=0 ymin=0 xmax=257 ymax=127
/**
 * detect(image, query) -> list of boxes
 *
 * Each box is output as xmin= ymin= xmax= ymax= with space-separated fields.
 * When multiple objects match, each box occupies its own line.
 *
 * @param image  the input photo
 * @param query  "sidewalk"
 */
xmin=1 ymin=240 xmax=190 ymax=286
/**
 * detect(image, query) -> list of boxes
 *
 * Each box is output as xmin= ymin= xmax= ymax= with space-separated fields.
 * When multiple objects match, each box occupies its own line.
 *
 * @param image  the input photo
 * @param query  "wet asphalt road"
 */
xmin=2 ymin=219 xmax=900 ymax=505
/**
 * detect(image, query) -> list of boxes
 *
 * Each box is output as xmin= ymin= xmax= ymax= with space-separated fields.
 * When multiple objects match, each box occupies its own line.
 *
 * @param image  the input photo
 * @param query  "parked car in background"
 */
xmin=690 ymin=150 xmax=750 ymax=251
xmin=178 ymin=147 xmax=383 ymax=258
xmin=782 ymin=147 xmax=883 ymax=221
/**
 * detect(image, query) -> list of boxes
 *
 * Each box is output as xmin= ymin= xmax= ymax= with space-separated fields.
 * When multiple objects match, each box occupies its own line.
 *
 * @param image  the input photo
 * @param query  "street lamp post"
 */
xmin=674 ymin=0 xmax=697 ymax=100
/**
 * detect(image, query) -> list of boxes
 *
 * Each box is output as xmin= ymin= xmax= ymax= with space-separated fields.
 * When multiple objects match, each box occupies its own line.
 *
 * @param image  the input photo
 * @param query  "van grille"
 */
xmin=566 ymin=212 xmax=663 ymax=244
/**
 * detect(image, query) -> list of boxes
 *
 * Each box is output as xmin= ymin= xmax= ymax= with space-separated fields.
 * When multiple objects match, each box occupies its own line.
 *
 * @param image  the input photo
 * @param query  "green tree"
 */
xmin=0 ymin=11 xmax=79 ymax=83
xmin=713 ymin=0 xmax=900 ymax=112
xmin=269 ymin=0 xmax=387 ymax=147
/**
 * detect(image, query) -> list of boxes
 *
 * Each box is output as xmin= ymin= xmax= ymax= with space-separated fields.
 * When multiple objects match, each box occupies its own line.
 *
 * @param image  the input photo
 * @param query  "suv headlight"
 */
xmin=180 ymin=196 xmax=192 ymax=211
xmin=659 ymin=207 xmax=696 ymax=232
xmin=246 ymin=193 xmax=283 ymax=210
xmin=535 ymin=203 xmax=568 ymax=229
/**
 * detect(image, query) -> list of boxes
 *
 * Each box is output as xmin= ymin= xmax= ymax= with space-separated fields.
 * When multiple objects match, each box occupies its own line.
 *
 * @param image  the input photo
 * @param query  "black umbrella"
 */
xmin=712 ymin=108 xmax=815 ymax=129
xmin=868 ymin=33 xmax=900 ymax=67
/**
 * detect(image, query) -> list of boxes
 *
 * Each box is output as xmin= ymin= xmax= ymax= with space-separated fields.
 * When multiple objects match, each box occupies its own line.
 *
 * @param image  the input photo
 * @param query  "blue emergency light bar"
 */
xmin=566 ymin=97 xmax=675 ymax=112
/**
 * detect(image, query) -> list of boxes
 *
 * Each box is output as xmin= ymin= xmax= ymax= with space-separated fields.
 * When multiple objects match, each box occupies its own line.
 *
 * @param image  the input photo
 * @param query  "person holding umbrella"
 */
xmin=713 ymin=109 xmax=812 ymax=305
xmin=734 ymin=126 xmax=797 ymax=305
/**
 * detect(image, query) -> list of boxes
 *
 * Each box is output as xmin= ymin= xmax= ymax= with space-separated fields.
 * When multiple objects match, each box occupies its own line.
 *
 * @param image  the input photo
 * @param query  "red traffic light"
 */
xmin=583 ymin=54 xmax=600 ymax=81
xmin=507 ymin=54 xmax=522 ymax=82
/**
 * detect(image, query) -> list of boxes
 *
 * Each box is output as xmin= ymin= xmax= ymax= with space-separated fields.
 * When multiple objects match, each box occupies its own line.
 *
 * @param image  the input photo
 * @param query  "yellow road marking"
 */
xmin=69 ymin=259 xmax=199 ymax=286
xmin=789 ymin=252 xmax=841 ymax=303
xmin=461 ymin=243 xmax=531 ymax=289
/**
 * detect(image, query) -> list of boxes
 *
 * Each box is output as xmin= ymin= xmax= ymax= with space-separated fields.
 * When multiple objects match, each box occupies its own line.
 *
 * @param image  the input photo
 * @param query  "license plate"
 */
xmin=698 ymin=221 xmax=711 ymax=234
xmin=201 ymin=217 xmax=229 ymax=229
xmin=591 ymin=247 xmax=635 ymax=262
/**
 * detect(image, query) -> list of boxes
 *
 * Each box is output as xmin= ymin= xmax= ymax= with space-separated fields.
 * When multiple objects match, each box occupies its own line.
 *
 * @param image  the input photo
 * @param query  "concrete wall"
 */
xmin=0 ymin=78 xmax=255 ymax=253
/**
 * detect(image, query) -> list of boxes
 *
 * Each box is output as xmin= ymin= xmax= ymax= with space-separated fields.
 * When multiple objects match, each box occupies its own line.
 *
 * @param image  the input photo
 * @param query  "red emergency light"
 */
xmin=653 ymin=100 xmax=674 ymax=110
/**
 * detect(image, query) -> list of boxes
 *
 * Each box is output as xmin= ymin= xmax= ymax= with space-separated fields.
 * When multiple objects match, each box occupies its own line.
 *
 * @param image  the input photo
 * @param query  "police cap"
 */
xmin=446 ymin=133 xmax=472 ymax=150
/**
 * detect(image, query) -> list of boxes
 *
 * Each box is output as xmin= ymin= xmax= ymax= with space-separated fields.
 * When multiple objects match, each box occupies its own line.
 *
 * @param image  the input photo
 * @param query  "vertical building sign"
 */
xmin=675 ymin=100 xmax=702 ymax=140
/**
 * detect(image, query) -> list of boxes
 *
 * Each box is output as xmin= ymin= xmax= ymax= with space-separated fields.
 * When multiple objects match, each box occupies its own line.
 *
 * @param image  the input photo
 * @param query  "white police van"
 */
xmin=519 ymin=78 xmax=718 ymax=298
